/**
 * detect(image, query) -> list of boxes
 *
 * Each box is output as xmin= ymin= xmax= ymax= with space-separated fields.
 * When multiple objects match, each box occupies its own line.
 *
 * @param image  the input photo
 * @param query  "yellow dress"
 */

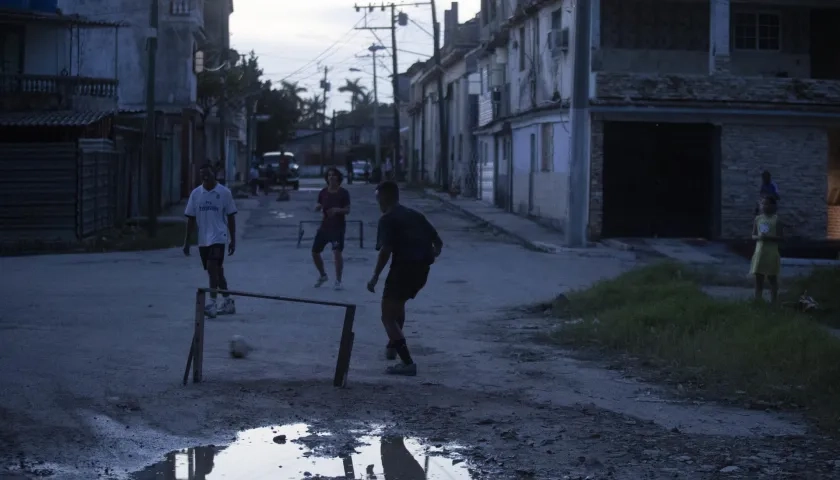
xmin=749 ymin=214 xmax=781 ymax=276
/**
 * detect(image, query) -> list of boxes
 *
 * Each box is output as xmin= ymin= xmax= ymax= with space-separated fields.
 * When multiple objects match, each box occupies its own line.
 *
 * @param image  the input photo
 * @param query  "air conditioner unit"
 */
xmin=548 ymin=28 xmax=570 ymax=57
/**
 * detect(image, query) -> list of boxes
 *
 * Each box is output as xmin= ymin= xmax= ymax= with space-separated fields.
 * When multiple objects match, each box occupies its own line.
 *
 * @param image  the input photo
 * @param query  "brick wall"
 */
xmin=829 ymin=206 xmax=840 ymax=240
xmin=721 ymin=125 xmax=827 ymax=239
xmin=588 ymin=118 xmax=604 ymax=239
xmin=595 ymin=73 xmax=840 ymax=107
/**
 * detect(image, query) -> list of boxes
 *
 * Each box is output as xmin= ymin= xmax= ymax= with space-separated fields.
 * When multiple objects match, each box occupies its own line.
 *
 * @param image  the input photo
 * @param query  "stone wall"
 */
xmin=588 ymin=118 xmax=604 ymax=239
xmin=595 ymin=73 xmax=840 ymax=107
xmin=720 ymin=125 xmax=827 ymax=239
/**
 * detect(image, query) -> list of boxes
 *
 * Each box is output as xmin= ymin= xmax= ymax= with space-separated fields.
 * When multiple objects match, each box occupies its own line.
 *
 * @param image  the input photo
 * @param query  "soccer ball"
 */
xmin=229 ymin=335 xmax=252 ymax=359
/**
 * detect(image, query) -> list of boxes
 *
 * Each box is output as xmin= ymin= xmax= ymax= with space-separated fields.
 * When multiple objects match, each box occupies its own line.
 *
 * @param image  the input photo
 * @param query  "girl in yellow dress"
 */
xmin=750 ymin=196 xmax=783 ymax=302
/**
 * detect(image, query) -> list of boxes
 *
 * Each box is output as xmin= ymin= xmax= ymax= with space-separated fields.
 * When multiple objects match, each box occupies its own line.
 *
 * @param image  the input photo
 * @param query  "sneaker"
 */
xmin=204 ymin=301 xmax=218 ymax=318
xmin=385 ymin=362 xmax=417 ymax=376
xmin=314 ymin=275 xmax=328 ymax=288
xmin=385 ymin=345 xmax=397 ymax=361
xmin=333 ymin=281 xmax=343 ymax=291
xmin=219 ymin=298 xmax=236 ymax=315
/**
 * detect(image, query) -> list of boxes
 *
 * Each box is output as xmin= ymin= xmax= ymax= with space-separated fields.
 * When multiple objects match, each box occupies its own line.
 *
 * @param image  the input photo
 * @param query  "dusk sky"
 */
xmin=230 ymin=0 xmax=481 ymax=111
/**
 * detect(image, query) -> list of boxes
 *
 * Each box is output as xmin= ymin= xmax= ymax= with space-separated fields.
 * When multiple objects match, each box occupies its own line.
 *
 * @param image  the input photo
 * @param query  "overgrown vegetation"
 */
xmin=545 ymin=262 xmax=840 ymax=430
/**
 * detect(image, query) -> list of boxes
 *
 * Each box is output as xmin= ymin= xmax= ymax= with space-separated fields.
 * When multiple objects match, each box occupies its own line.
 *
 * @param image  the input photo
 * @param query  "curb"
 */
xmin=420 ymin=190 xmax=554 ymax=253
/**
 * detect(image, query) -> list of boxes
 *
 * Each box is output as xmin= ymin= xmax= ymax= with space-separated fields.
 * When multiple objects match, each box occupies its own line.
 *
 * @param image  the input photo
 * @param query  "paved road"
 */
xmin=1 ymin=181 xmax=836 ymax=479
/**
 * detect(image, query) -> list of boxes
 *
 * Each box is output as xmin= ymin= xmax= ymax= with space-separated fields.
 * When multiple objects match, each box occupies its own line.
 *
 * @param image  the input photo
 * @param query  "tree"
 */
xmin=338 ymin=78 xmax=367 ymax=111
xmin=255 ymin=81 xmax=299 ymax=154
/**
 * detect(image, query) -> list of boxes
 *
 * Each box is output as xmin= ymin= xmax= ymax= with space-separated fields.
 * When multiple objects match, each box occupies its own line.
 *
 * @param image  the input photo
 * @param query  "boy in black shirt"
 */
xmin=367 ymin=181 xmax=442 ymax=376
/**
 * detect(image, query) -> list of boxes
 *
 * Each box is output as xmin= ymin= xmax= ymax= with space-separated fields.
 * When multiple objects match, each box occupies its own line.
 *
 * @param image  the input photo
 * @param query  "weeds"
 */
xmin=546 ymin=262 xmax=840 ymax=430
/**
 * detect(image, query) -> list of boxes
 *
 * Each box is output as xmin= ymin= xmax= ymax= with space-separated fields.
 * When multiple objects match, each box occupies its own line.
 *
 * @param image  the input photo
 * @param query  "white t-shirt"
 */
xmin=185 ymin=184 xmax=238 ymax=246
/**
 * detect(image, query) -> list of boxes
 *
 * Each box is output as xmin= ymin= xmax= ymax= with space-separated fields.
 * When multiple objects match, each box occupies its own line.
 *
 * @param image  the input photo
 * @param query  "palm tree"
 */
xmin=338 ymin=78 xmax=367 ymax=111
xmin=280 ymin=81 xmax=308 ymax=110
xmin=300 ymin=94 xmax=326 ymax=128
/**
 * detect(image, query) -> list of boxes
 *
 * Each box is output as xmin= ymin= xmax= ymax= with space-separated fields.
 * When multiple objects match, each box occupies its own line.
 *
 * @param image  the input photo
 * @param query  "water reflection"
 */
xmin=133 ymin=425 xmax=472 ymax=479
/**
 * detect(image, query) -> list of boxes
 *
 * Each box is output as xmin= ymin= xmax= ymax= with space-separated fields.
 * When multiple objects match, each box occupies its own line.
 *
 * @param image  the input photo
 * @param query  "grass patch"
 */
xmin=547 ymin=262 xmax=840 ymax=430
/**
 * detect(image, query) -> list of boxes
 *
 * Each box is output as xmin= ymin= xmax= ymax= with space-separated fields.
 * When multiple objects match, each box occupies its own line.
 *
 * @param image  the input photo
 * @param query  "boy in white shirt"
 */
xmin=183 ymin=163 xmax=238 ymax=317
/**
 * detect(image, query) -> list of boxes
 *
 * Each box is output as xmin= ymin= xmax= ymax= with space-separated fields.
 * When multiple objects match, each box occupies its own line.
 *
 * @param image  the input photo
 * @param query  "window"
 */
xmin=0 ymin=27 xmax=24 ymax=74
xmin=734 ymin=12 xmax=780 ymax=50
xmin=551 ymin=9 xmax=562 ymax=30
xmin=540 ymin=123 xmax=553 ymax=172
xmin=519 ymin=27 xmax=526 ymax=71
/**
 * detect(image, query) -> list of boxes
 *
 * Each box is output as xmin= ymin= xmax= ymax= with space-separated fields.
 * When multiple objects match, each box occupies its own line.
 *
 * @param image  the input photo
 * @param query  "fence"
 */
xmin=0 ymin=141 xmax=118 ymax=244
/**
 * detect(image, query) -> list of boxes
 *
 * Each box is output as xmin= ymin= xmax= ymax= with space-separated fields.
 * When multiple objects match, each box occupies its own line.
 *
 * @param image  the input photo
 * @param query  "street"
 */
xmin=1 ymin=180 xmax=837 ymax=479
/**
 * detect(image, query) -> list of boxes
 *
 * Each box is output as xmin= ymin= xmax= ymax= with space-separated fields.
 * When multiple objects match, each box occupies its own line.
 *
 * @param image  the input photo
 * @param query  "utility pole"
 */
xmin=389 ymin=4 xmax=403 ymax=180
xmin=369 ymin=45 xmax=384 ymax=171
xmin=218 ymin=0 xmax=230 ymax=181
xmin=430 ymin=0 xmax=448 ymax=190
xmin=144 ymin=0 xmax=159 ymax=236
xmin=330 ymin=109 xmax=337 ymax=172
xmin=354 ymin=3 xmax=414 ymax=180
xmin=320 ymin=66 xmax=330 ymax=175
xmin=567 ymin=0 xmax=592 ymax=247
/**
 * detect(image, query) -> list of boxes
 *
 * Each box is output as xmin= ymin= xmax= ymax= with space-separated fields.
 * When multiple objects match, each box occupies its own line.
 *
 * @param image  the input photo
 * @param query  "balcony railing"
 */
xmin=0 ymin=74 xmax=117 ymax=97
xmin=170 ymin=0 xmax=203 ymax=18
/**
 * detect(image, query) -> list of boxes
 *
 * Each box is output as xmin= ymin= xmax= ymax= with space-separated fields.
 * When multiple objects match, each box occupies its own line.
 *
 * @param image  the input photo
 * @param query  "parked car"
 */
xmin=351 ymin=160 xmax=372 ymax=183
xmin=259 ymin=151 xmax=300 ymax=190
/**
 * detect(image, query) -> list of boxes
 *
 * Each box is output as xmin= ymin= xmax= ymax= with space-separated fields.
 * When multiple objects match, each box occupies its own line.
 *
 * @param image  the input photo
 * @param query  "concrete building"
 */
xmin=407 ymin=2 xmax=481 ymax=191
xmin=60 ymin=0 xmax=206 ymax=213
xmin=471 ymin=0 xmax=840 ymax=242
xmin=0 ymin=3 xmax=123 ymax=243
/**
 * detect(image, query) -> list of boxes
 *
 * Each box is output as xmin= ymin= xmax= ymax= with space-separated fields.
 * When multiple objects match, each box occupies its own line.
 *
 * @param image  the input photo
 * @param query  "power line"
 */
xmin=280 ymin=16 xmax=369 ymax=81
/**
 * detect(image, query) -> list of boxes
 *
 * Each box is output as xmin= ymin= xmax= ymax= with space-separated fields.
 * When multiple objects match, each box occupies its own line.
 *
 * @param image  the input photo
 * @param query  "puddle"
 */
xmin=132 ymin=423 xmax=474 ymax=479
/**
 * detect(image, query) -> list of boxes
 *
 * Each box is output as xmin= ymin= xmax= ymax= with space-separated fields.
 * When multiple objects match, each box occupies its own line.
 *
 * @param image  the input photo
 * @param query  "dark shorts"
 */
xmin=198 ymin=243 xmax=225 ymax=270
xmin=383 ymin=263 xmax=430 ymax=302
xmin=312 ymin=227 xmax=346 ymax=253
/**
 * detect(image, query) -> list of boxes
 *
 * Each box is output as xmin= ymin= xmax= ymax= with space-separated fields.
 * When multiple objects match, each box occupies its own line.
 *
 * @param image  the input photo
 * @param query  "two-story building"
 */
xmin=0 ymin=2 xmax=123 ymax=244
xmin=589 ymin=0 xmax=840 ymax=242
xmin=407 ymin=2 xmax=481 ymax=191
xmin=473 ymin=0 xmax=840 ymax=242
xmin=62 ymin=0 xmax=206 ymax=215
xmin=474 ymin=0 xmax=575 ymax=231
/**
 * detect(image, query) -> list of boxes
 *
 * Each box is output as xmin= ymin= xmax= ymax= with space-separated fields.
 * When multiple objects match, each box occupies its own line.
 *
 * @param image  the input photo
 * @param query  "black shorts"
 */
xmin=198 ymin=243 xmax=225 ymax=270
xmin=312 ymin=227 xmax=345 ymax=253
xmin=383 ymin=263 xmax=430 ymax=301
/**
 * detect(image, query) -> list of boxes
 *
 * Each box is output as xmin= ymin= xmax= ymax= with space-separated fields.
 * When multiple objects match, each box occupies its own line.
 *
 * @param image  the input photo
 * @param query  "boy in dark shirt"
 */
xmin=313 ymin=168 xmax=351 ymax=290
xmin=367 ymin=181 xmax=443 ymax=376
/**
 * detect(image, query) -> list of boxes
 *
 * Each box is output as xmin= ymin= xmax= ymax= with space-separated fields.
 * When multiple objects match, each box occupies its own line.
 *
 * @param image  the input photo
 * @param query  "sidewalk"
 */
xmin=423 ymin=189 xmax=576 ymax=253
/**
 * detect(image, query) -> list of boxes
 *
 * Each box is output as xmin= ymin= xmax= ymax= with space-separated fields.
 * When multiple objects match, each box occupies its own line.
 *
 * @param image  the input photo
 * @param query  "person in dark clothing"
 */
xmin=367 ymin=181 xmax=443 ymax=376
xmin=755 ymin=170 xmax=780 ymax=214
xmin=380 ymin=436 xmax=425 ymax=479
xmin=313 ymin=167 xmax=351 ymax=290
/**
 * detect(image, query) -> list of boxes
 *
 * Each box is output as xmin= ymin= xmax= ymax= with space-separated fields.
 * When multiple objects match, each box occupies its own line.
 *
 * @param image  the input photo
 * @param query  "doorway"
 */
xmin=602 ymin=121 xmax=717 ymax=238
xmin=810 ymin=9 xmax=840 ymax=80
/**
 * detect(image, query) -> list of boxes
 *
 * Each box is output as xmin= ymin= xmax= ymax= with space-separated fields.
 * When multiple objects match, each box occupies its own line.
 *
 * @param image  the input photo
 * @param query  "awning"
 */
xmin=0 ymin=110 xmax=111 ymax=127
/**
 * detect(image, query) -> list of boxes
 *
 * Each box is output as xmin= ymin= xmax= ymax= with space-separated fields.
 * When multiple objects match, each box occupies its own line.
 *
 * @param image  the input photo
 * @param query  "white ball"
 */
xmin=229 ymin=335 xmax=252 ymax=359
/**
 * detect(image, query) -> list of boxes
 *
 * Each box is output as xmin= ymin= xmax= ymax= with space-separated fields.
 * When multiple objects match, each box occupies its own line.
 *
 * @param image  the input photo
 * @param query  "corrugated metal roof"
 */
xmin=0 ymin=111 xmax=110 ymax=127
xmin=0 ymin=9 xmax=124 ymax=28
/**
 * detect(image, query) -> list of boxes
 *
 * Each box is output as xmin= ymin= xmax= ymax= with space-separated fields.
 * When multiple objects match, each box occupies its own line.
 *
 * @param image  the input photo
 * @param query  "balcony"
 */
xmin=0 ymin=73 xmax=117 ymax=110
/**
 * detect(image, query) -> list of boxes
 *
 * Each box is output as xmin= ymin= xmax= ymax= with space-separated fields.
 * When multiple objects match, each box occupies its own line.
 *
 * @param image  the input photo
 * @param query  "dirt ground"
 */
xmin=1 ymin=181 xmax=838 ymax=479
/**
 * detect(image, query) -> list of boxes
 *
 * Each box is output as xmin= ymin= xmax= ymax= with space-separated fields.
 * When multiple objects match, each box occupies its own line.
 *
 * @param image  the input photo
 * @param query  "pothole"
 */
xmin=131 ymin=423 xmax=475 ymax=479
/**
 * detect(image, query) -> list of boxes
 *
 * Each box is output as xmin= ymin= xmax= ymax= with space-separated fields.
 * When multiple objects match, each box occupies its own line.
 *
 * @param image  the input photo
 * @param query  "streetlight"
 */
xmin=368 ymin=44 xmax=386 ymax=171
